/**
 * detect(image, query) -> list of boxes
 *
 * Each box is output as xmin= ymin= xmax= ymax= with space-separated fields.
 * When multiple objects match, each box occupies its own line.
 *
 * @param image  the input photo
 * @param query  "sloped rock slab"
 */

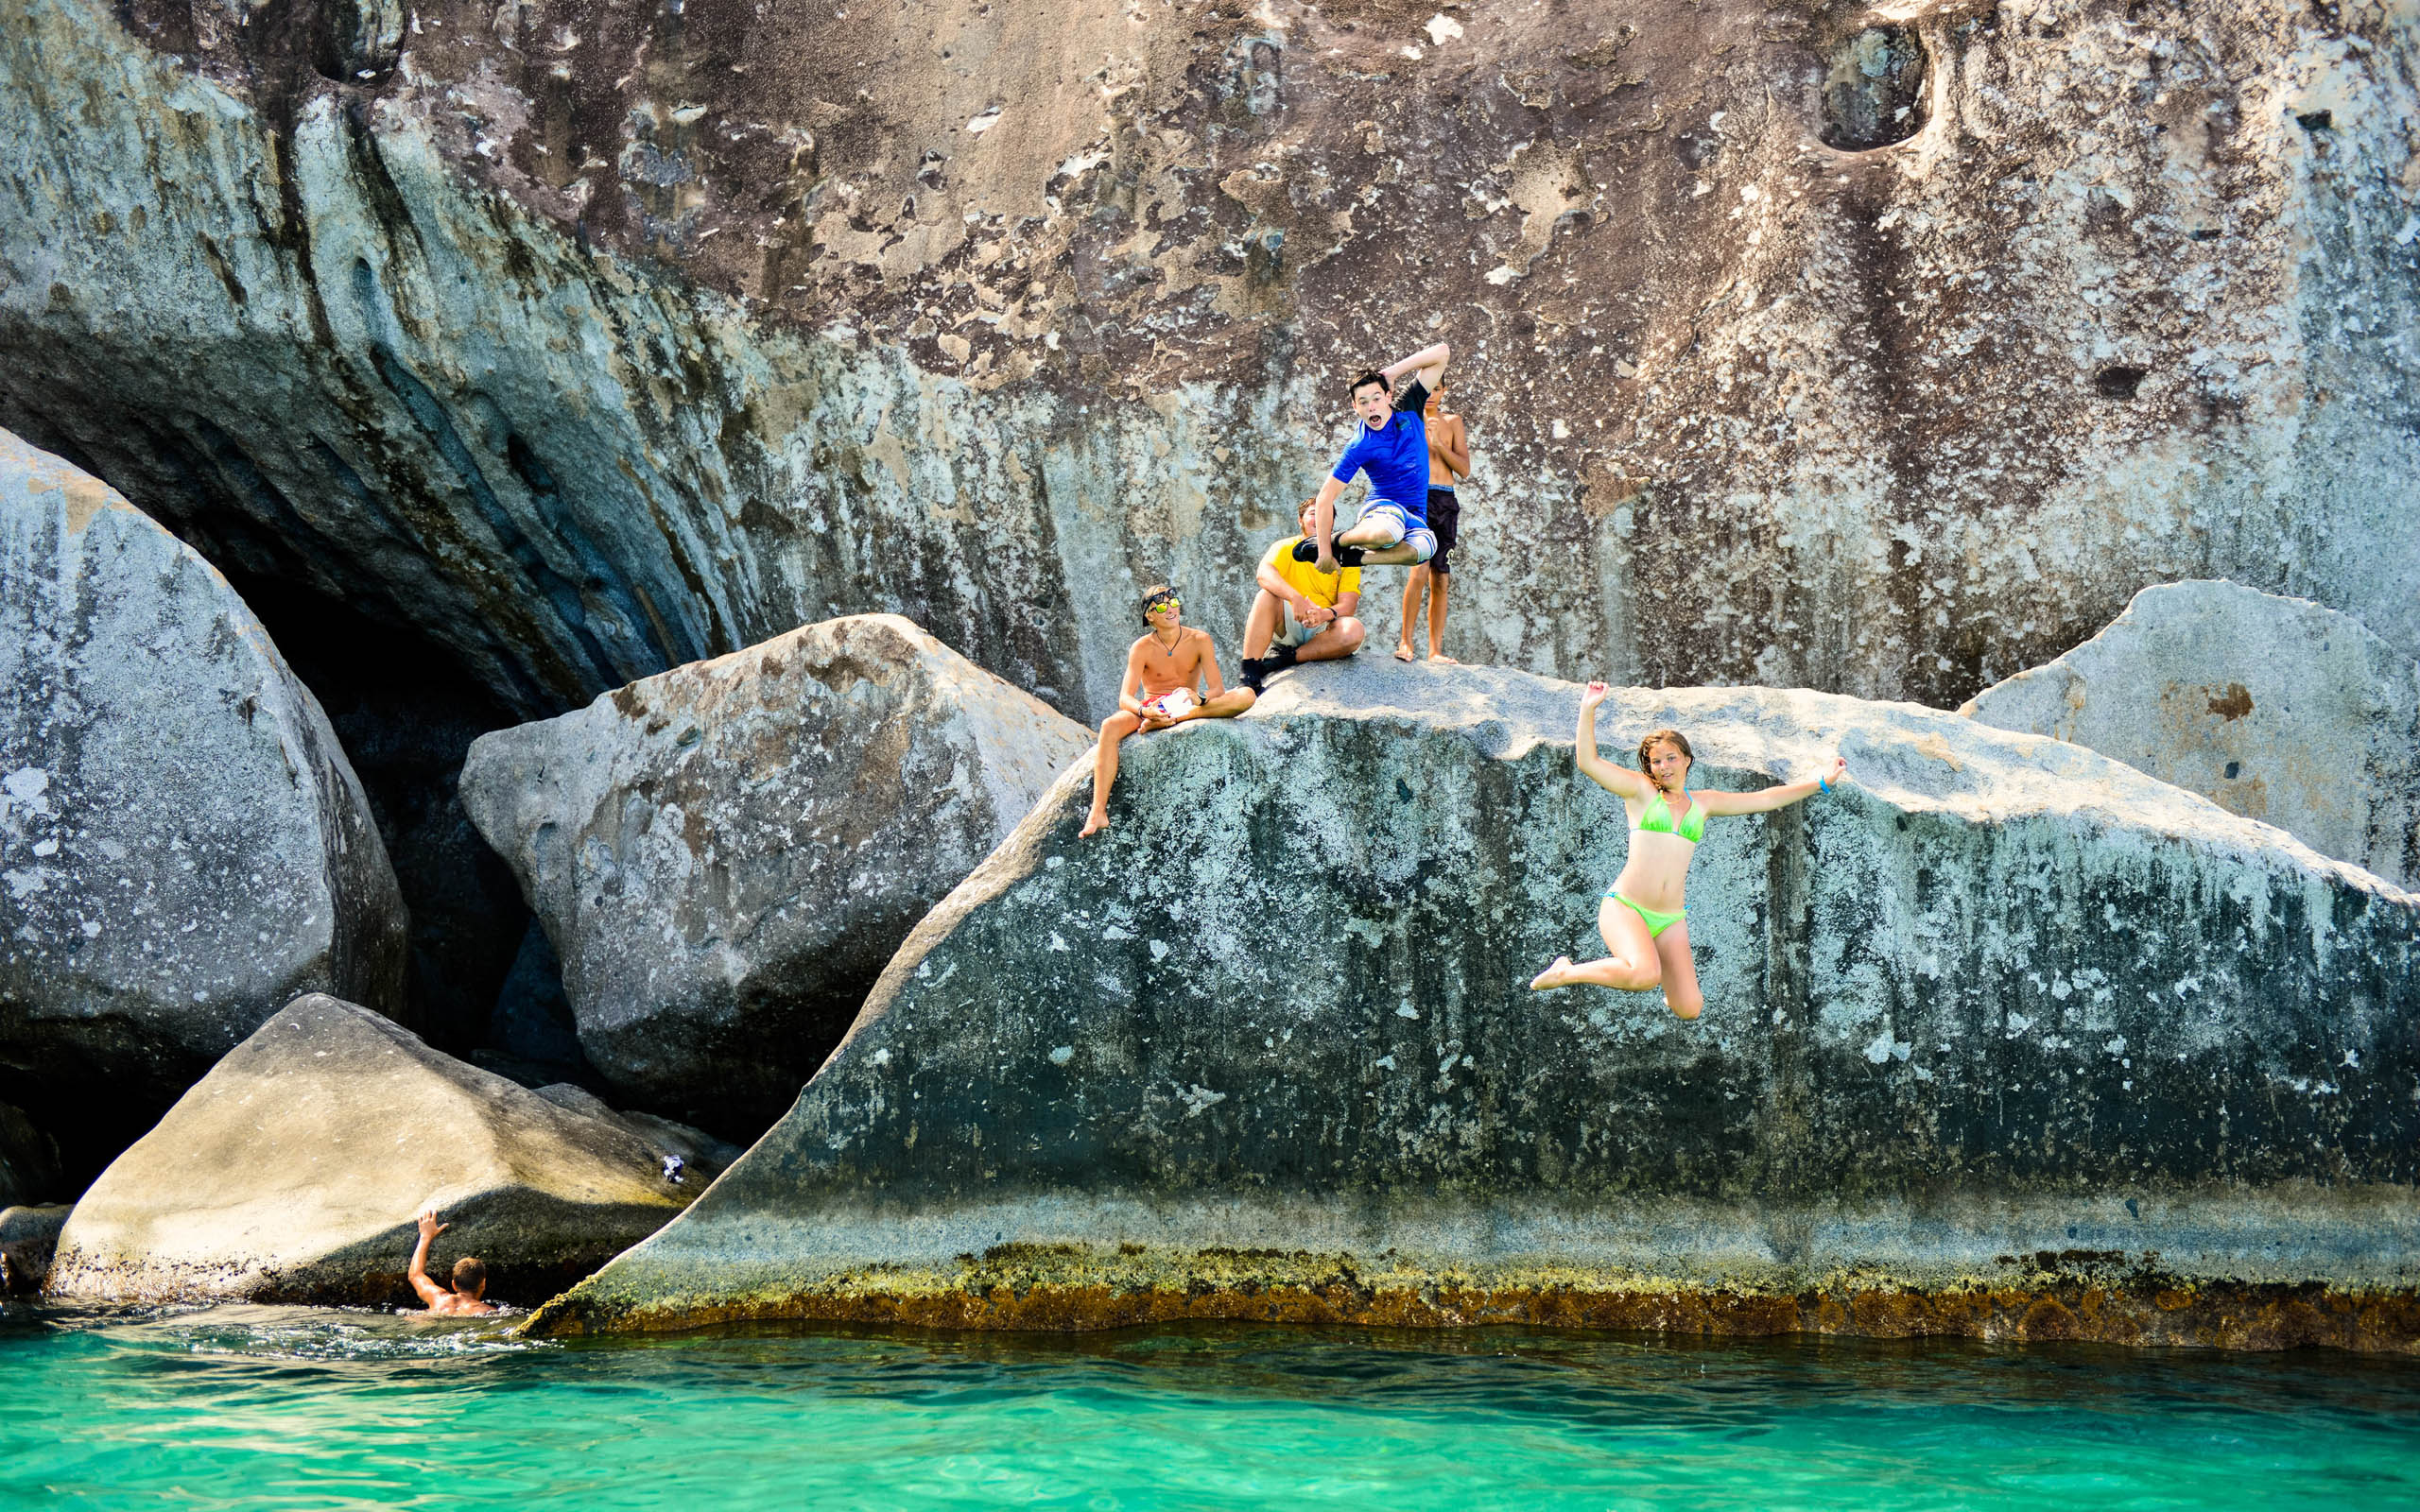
xmin=1962 ymin=579 xmax=2420 ymax=887
xmin=528 ymin=657 xmax=2420 ymax=1349
xmin=47 ymin=994 xmax=718 ymax=1305
xmin=461 ymin=613 xmax=1090 ymax=1132
xmin=0 ymin=430 xmax=406 ymax=1177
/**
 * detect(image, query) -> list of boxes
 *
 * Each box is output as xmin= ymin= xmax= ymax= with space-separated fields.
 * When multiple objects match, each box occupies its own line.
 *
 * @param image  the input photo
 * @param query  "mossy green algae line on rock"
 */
xmin=524 ymin=658 xmax=2420 ymax=1347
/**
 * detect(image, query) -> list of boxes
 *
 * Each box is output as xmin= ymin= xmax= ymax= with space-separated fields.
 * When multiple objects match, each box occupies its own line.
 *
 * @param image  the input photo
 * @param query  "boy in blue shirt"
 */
xmin=1293 ymin=340 xmax=1452 ymax=576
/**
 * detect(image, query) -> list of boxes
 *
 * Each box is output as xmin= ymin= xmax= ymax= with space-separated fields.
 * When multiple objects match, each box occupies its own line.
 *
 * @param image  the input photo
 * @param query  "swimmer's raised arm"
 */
xmin=1573 ymin=682 xmax=1651 ymax=799
xmin=406 ymin=1208 xmax=451 ymax=1309
xmin=1697 ymin=756 xmax=1851 ymax=816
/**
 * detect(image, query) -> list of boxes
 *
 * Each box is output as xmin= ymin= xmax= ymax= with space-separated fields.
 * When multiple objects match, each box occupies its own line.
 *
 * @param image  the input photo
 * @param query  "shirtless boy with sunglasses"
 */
xmin=1079 ymin=585 xmax=1256 ymax=838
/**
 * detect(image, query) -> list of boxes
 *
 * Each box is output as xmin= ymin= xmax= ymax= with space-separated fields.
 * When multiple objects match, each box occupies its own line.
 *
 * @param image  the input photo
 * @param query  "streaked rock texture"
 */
xmin=1962 ymin=580 xmax=2420 ymax=887
xmin=460 ymin=614 xmax=1090 ymax=1133
xmin=1 ymin=0 xmax=2414 ymax=728
xmin=0 ymin=431 xmax=407 ymax=1182
xmin=47 ymin=993 xmax=722 ymax=1305
xmin=527 ymin=657 xmax=2420 ymax=1349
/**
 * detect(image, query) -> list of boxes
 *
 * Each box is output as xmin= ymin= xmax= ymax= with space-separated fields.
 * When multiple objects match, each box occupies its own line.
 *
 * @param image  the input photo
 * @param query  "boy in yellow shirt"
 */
xmin=1239 ymin=498 xmax=1368 ymax=693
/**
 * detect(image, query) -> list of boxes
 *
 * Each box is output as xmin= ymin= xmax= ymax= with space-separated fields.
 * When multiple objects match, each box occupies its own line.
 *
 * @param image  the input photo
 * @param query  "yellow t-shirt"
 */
xmin=1261 ymin=536 xmax=1362 ymax=610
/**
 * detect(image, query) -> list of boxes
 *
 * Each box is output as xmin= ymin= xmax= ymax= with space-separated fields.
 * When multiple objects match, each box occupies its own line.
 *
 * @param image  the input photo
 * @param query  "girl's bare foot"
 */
xmin=1428 ymin=652 xmax=1458 ymax=665
xmin=1529 ymin=955 xmax=1576 ymax=990
xmin=1393 ymin=641 xmax=1415 ymax=662
xmin=1079 ymin=813 xmax=1109 ymax=838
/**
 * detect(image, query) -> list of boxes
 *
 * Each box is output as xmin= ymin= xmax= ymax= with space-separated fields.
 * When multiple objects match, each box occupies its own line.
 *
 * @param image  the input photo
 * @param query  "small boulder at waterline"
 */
xmin=529 ymin=656 xmax=2419 ymax=1350
xmin=0 ymin=1203 xmax=70 ymax=1295
xmin=0 ymin=430 xmax=407 ymax=1177
xmin=1962 ymin=579 xmax=2420 ymax=886
xmin=459 ymin=613 xmax=1091 ymax=1133
xmin=46 ymin=994 xmax=722 ymax=1305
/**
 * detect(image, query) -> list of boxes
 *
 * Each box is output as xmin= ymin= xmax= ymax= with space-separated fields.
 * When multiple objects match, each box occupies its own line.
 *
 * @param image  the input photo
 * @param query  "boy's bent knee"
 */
xmin=1334 ymin=616 xmax=1366 ymax=650
xmin=1100 ymin=713 xmax=1141 ymax=738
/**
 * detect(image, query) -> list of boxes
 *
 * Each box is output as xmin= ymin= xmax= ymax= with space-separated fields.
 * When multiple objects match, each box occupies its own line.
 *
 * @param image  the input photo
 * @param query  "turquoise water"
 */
xmin=3 ymin=1304 xmax=2415 ymax=1510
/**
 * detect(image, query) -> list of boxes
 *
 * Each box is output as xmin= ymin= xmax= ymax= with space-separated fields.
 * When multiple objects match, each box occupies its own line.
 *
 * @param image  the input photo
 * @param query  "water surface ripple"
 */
xmin=3 ymin=1303 xmax=2413 ymax=1510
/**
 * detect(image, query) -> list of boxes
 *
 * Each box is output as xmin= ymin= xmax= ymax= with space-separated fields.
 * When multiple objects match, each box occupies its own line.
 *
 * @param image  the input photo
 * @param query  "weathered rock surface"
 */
xmin=0 ymin=430 xmax=408 ymax=1183
xmin=0 ymin=1204 xmax=70 ymax=1295
xmin=1963 ymin=580 xmax=2420 ymax=888
xmin=47 ymin=993 xmax=717 ymax=1305
xmin=529 ymin=657 xmax=2420 ymax=1350
xmin=461 ymin=613 xmax=1091 ymax=1133
xmin=2 ymin=0 xmax=2415 ymax=733
xmin=0 ymin=1102 xmax=61 ymax=1209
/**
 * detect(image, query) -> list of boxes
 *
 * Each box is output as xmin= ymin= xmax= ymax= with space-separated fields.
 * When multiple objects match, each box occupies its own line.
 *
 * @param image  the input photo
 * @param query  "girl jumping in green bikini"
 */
xmin=1529 ymin=680 xmax=1847 ymax=1019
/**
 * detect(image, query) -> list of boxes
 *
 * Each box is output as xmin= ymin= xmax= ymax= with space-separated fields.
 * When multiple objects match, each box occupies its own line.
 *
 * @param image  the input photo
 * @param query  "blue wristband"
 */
xmin=1819 ymin=776 xmax=1831 ymax=796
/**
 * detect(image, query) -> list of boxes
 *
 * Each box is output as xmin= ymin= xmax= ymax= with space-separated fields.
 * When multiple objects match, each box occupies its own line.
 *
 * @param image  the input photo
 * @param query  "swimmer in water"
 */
xmin=406 ymin=1206 xmax=496 ymax=1315
xmin=1529 ymin=681 xmax=1848 ymax=1019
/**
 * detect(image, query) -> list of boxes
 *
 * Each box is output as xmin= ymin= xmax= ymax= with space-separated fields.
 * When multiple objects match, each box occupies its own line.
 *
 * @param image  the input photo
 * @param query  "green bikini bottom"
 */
xmin=1604 ymin=890 xmax=1685 ymax=937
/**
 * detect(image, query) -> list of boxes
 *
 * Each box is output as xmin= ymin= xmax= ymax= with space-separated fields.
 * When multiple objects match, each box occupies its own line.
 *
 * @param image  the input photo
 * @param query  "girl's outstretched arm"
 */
xmin=1574 ymin=682 xmax=1651 ymax=799
xmin=1698 ymin=756 xmax=1850 ymax=815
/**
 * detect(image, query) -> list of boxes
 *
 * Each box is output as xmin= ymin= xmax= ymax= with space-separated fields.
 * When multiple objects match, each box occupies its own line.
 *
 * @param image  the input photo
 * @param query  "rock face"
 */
xmin=528 ymin=657 xmax=2420 ymax=1350
xmin=2 ymin=0 xmax=2415 ymax=734
xmin=1962 ymin=580 xmax=2420 ymax=888
xmin=0 ymin=431 xmax=408 ymax=1182
xmin=47 ymin=993 xmax=722 ymax=1305
xmin=460 ymin=614 xmax=1091 ymax=1133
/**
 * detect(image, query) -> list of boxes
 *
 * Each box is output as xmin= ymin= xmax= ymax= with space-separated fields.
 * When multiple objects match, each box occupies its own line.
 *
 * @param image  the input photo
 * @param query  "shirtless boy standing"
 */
xmin=1395 ymin=379 xmax=1469 ymax=663
xmin=1079 ymin=585 xmax=1256 ymax=838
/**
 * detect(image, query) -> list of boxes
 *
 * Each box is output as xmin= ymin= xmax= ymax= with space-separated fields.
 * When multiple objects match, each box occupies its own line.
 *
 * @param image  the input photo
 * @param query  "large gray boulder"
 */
xmin=0 ymin=430 xmax=408 ymax=1179
xmin=461 ymin=613 xmax=1091 ymax=1133
xmin=1961 ymin=580 xmax=2420 ymax=887
xmin=529 ymin=657 xmax=2420 ymax=1351
xmin=47 ymin=993 xmax=725 ymax=1306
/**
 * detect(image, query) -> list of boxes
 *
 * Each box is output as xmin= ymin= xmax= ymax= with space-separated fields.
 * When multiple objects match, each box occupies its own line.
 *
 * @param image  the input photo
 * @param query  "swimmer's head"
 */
xmin=1638 ymin=729 xmax=1694 ymax=792
xmin=1139 ymin=584 xmax=1182 ymax=627
xmin=1296 ymin=498 xmax=1321 ymax=534
xmin=1425 ymin=377 xmax=1446 ymax=415
xmin=1349 ymin=369 xmax=1392 ymax=426
xmin=451 ymin=1256 xmax=488 ymax=1299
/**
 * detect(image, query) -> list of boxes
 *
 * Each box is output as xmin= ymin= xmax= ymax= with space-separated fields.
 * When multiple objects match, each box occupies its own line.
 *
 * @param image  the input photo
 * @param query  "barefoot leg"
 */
xmin=1651 ymin=919 xmax=1704 ymax=1020
xmin=1396 ymin=568 xmax=1426 ymax=660
xmin=1531 ymin=896 xmax=1664 ymax=990
xmin=1426 ymin=569 xmax=1452 ymax=661
xmin=1080 ymin=712 xmax=1141 ymax=837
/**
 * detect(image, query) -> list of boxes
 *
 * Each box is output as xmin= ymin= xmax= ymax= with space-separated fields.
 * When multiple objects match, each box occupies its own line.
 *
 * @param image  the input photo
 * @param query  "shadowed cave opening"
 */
xmin=220 ymin=573 xmax=597 ymax=1092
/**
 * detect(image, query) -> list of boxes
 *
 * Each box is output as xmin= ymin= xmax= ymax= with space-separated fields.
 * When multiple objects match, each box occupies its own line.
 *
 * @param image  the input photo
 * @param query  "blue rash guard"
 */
xmin=1329 ymin=376 xmax=1431 ymax=527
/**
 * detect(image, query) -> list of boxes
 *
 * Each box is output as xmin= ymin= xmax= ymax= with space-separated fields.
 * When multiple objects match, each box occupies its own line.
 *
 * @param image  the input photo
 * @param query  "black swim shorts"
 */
xmin=1426 ymin=488 xmax=1461 ymax=575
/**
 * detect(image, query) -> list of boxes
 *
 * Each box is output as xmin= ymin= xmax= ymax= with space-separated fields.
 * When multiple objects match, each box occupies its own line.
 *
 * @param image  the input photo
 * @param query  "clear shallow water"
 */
xmin=2 ymin=1303 xmax=2415 ymax=1511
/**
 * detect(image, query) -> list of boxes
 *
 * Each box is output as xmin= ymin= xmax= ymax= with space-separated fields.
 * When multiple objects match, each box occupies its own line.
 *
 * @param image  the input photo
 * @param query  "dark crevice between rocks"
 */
xmin=1819 ymin=26 xmax=1928 ymax=151
xmin=224 ymin=573 xmax=593 ymax=1091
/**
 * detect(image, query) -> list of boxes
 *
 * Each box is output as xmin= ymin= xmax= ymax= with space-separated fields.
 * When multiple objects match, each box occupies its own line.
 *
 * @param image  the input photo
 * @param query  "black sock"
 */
xmin=1289 ymin=539 xmax=1367 ymax=567
xmin=1239 ymin=658 xmax=1268 ymax=692
xmin=1267 ymin=644 xmax=1299 ymax=670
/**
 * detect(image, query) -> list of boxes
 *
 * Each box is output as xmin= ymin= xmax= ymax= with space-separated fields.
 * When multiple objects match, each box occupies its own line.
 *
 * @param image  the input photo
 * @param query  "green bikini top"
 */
xmin=1635 ymin=790 xmax=1707 ymax=843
